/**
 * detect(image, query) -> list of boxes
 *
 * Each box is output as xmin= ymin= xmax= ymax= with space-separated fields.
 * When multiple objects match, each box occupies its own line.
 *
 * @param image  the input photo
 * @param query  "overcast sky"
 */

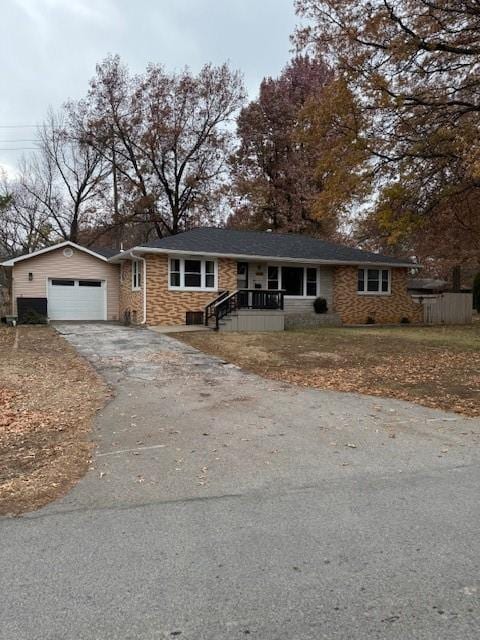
xmin=0 ymin=0 xmax=297 ymax=176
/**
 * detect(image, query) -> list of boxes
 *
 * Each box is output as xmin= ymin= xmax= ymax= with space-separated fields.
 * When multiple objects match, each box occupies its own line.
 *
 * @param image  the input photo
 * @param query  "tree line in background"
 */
xmin=1 ymin=0 xmax=479 ymax=281
xmin=0 ymin=58 xmax=245 ymax=254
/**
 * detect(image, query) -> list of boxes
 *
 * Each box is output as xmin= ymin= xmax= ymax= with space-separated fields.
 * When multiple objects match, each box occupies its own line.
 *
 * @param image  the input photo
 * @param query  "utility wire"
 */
xmin=0 ymin=124 xmax=39 ymax=128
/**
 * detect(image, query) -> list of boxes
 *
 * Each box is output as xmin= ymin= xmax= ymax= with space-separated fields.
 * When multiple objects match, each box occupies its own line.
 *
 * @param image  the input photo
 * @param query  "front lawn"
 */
xmin=0 ymin=326 xmax=109 ymax=515
xmin=176 ymin=325 xmax=480 ymax=417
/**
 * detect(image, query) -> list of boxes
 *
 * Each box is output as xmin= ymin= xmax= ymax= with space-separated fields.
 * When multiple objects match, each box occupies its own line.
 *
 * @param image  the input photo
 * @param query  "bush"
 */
xmin=473 ymin=272 xmax=480 ymax=313
xmin=313 ymin=297 xmax=328 ymax=314
xmin=366 ymin=316 xmax=375 ymax=324
xmin=400 ymin=316 xmax=410 ymax=324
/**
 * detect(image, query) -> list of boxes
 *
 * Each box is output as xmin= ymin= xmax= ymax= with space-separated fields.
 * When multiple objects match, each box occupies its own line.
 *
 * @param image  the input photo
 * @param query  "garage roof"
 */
xmin=1 ymin=241 xmax=116 ymax=267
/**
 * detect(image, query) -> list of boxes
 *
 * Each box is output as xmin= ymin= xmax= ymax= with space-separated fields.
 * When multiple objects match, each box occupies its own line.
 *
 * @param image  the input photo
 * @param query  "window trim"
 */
xmin=357 ymin=267 xmax=391 ymax=296
xmin=132 ymin=260 xmax=142 ymax=291
xmin=266 ymin=265 xmax=320 ymax=298
xmin=168 ymin=256 xmax=218 ymax=292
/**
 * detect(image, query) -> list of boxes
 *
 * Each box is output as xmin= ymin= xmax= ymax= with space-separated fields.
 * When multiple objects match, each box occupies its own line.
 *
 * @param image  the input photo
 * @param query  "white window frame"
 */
xmin=266 ymin=264 xmax=320 ymax=298
xmin=168 ymin=256 xmax=218 ymax=292
xmin=357 ymin=267 xmax=391 ymax=296
xmin=132 ymin=260 xmax=142 ymax=291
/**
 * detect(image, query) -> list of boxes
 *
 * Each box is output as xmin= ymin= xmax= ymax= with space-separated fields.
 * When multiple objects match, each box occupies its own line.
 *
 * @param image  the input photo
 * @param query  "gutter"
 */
xmin=130 ymin=251 xmax=147 ymax=325
xmin=109 ymin=247 xmax=418 ymax=269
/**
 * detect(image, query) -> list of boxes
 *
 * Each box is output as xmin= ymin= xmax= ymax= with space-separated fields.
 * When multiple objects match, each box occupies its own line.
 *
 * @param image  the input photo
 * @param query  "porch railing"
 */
xmin=204 ymin=290 xmax=229 ymax=326
xmin=210 ymin=289 xmax=284 ymax=330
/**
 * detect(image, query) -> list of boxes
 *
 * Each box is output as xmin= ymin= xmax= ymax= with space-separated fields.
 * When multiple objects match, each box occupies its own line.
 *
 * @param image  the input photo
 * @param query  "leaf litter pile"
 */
xmin=0 ymin=326 xmax=109 ymax=515
xmin=177 ymin=325 xmax=480 ymax=417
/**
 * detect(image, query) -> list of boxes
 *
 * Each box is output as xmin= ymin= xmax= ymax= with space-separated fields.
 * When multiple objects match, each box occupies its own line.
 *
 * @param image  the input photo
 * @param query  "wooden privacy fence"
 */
xmin=422 ymin=293 xmax=472 ymax=325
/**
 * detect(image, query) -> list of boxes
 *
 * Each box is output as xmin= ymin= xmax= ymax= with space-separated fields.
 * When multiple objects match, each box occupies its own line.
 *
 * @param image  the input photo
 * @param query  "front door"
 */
xmin=281 ymin=267 xmax=304 ymax=296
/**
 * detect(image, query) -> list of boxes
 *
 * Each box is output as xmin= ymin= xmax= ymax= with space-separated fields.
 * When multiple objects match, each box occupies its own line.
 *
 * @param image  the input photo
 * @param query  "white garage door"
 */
xmin=48 ymin=279 xmax=106 ymax=320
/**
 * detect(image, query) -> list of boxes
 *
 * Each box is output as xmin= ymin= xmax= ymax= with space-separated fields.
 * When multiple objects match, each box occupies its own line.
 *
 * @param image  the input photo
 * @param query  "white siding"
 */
xmin=247 ymin=262 xmax=268 ymax=289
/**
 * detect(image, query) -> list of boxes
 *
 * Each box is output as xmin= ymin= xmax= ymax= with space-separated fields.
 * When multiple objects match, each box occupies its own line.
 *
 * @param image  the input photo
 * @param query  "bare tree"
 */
xmin=20 ymin=108 xmax=112 ymax=244
xmin=79 ymin=55 xmax=245 ymax=239
xmin=0 ymin=171 xmax=52 ymax=256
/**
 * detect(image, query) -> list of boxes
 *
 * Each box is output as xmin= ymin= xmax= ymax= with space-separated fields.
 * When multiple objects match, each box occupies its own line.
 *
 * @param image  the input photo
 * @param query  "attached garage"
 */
xmin=1 ymin=242 xmax=120 ymax=322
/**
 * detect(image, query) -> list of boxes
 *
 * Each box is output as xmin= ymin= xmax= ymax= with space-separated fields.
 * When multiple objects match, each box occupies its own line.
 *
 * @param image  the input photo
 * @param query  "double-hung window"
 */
xmin=132 ymin=260 xmax=142 ymax=290
xmin=169 ymin=258 xmax=217 ymax=290
xmin=357 ymin=268 xmax=390 ymax=294
xmin=205 ymin=261 xmax=215 ymax=288
xmin=184 ymin=260 xmax=202 ymax=287
xmin=170 ymin=259 xmax=181 ymax=287
xmin=267 ymin=266 xmax=279 ymax=290
xmin=306 ymin=268 xmax=318 ymax=296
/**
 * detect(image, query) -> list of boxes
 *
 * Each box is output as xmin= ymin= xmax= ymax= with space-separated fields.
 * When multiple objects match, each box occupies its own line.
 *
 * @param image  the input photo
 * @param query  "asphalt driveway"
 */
xmin=33 ymin=323 xmax=480 ymax=513
xmin=1 ymin=323 xmax=480 ymax=639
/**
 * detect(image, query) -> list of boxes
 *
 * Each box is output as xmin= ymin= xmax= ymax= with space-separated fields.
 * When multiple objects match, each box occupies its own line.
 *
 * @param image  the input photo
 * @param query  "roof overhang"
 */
xmin=1 ymin=241 xmax=110 ymax=267
xmin=109 ymin=246 xmax=417 ymax=269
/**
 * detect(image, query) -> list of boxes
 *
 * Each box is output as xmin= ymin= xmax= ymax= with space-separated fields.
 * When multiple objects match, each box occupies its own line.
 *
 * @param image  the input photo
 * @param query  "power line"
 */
xmin=0 ymin=124 xmax=39 ymax=129
xmin=0 ymin=139 xmax=39 ymax=143
xmin=0 ymin=147 xmax=38 ymax=151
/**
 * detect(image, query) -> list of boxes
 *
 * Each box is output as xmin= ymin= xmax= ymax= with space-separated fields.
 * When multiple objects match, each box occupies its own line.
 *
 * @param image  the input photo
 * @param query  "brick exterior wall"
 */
xmin=145 ymin=255 xmax=237 ymax=325
xmin=119 ymin=254 xmax=237 ymax=326
xmin=333 ymin=266 xmax=423 ymax=324
xmin=119 ymin=260 xmax=144 ymax=323
xmin=119 ymin=256 xmax=422 ymax=327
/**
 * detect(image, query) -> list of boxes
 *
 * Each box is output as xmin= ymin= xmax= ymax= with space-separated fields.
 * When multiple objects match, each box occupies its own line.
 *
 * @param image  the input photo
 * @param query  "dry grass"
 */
xmin=177 ymin=325 xmax=480 ymax=417
xmin=0 ymin=325 xmax=109 ymax=516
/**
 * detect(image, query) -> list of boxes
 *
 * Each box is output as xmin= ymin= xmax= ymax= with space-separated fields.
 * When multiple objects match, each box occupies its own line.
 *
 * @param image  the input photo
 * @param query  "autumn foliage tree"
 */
xmin=229 ymin=56 xmax=338 ymax=234
xmin=294 ymin=0 xmax=480 ymax=272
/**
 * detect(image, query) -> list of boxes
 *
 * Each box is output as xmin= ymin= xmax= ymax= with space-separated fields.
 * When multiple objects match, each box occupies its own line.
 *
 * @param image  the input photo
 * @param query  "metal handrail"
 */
xmin=204 ymin=290 xmax=229 ymax=325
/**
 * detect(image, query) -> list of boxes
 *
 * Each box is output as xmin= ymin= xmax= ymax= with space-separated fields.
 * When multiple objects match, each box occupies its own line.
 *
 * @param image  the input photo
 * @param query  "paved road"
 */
xmin=1 ymin=323 xmax=479 ymax=639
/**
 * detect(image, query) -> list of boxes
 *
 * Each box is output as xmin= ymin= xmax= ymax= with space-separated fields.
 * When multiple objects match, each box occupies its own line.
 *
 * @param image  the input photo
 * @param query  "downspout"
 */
xmin=130 ymin=251 xmax=147 ymax=325
xmin=10 ymin=268 xmax=15 ymax=317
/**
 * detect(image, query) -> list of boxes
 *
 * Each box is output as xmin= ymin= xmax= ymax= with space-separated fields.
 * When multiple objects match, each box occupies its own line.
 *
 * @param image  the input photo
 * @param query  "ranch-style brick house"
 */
xmin=2 ymin=228 xmax=423 ymax=329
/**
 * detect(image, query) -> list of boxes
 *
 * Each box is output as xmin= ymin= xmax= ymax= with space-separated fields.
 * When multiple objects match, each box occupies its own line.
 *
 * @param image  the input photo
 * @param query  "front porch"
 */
xmin=204 ymin=287 xmax=340 ymax=332
xmin=236 ymin=260 xmax=334 ymax=310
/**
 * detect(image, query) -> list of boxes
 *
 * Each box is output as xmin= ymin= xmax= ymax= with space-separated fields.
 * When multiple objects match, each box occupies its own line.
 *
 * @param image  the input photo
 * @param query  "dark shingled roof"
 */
xmin=89 ymin=246 xmax=118 ymax=258
xmin=141 ymin=228 xmax=413 ymax=266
